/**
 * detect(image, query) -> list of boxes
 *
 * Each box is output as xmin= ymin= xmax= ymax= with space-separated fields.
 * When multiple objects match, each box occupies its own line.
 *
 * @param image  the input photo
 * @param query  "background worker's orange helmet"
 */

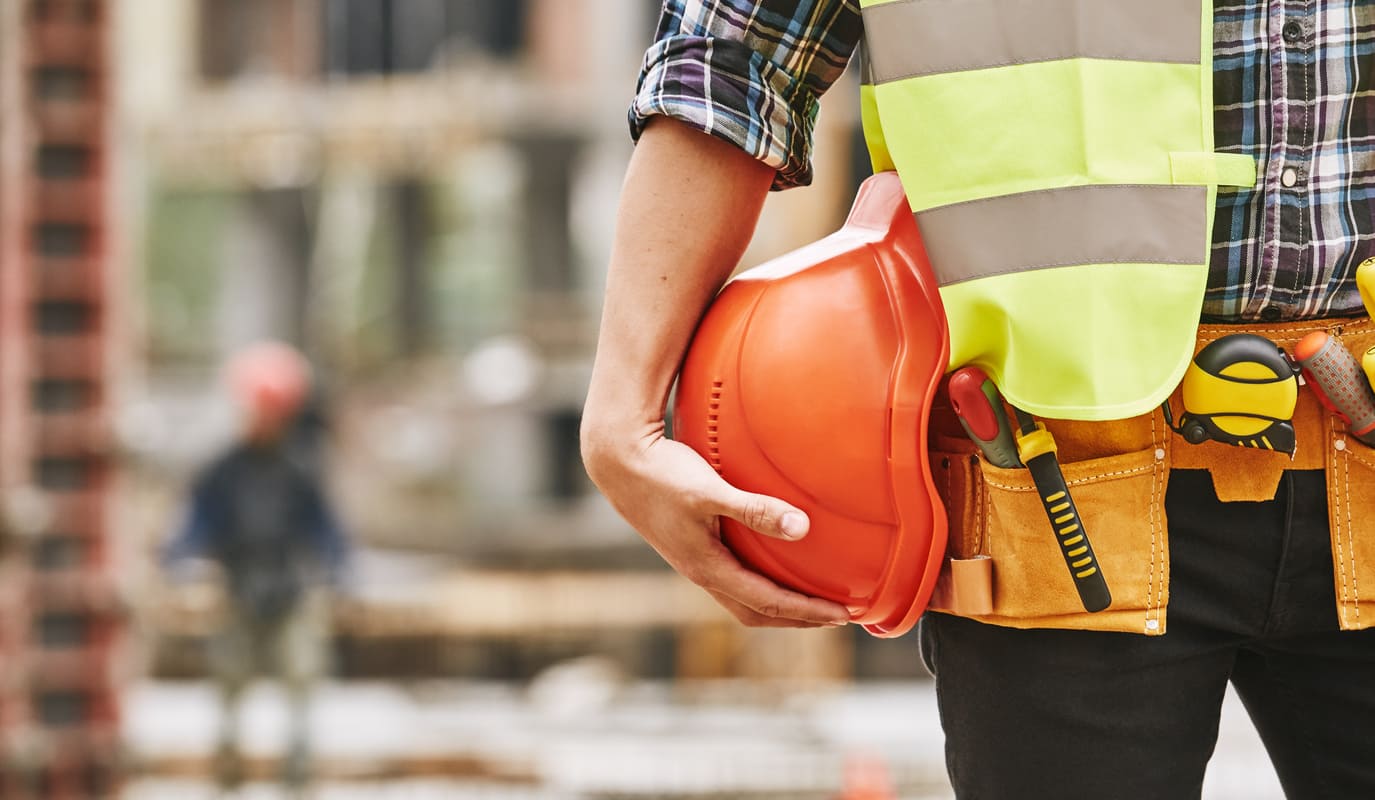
xmin=226 ymin=341 xmax=312 ymax=429
xmin=674 ymin=172 xmax=951 ymax=637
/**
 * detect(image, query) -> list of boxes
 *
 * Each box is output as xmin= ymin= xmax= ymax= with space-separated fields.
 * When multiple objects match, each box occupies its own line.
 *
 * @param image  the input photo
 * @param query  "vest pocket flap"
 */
xmin=1170 ymin=152 xmax=1258 ymax=188
xmin=973 ymin=446 xmax=1169 ymax=634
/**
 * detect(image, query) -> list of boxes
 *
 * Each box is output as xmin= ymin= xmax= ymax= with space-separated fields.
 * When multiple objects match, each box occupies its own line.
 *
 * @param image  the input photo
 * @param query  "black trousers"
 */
xmin=921 ymin=469 xmax=1375 ymax=799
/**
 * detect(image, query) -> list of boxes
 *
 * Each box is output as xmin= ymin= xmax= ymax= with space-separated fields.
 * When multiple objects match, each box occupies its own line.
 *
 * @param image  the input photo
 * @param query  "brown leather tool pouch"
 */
xmin=927 ymin=317 xmax=1375 ymax=635
xmin=1311 ymin=319 xmax=1375 ymax=630
xmin=927 ymin=409 xmax=1171 ymax=635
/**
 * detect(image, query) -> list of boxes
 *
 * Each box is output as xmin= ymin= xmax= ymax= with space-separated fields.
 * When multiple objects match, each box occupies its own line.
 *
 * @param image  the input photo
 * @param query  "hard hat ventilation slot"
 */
xmin=707 ymin=380 xmax=723 ymax=471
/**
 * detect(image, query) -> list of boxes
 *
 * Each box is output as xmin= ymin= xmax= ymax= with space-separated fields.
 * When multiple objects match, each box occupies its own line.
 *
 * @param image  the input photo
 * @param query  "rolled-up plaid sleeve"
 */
xmin=631 ymin=1 xmax=863 ymax=191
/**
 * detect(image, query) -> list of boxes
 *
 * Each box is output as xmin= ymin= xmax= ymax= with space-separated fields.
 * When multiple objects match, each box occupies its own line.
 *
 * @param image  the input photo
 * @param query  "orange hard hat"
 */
xmin=674 ymin=172 xmax=950 ymax=637
xmin=226 ymin=341 xmax=312 ymax=423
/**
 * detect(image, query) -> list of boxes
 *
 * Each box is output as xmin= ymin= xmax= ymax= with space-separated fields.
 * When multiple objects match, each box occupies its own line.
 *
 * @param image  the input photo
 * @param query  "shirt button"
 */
xmin=1281 ymin=167 xmax=1299 ymax=187
xmin=1261 ymin=306 xmax=1283 ymax=322
xmin=1282 ymin=20 xmax=1303 ymax=42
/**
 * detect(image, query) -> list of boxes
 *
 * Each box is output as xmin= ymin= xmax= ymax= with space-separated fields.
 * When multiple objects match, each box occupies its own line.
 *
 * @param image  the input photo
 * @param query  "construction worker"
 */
xmin=164 ymin=342 xmax=349 ymax=793
xmin=582 ymin=2 xmax=1375 ymax=797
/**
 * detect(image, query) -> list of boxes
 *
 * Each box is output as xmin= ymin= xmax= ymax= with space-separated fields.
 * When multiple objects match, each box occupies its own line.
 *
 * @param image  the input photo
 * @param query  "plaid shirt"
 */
xmin=632 ymin=0 xmax=1375 ymax=321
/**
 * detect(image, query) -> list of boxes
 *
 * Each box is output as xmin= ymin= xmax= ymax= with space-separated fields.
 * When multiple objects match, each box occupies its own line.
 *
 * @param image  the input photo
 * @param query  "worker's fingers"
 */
xmin=707 ymin=487 xmax=810 ymax=542
xmin=698 ymin=553 xmax=850 ymax=626
xmin=705 ymin=589 xmax=833 ymax=629
xmin=582 ymin=434 xmax=846 ymax=626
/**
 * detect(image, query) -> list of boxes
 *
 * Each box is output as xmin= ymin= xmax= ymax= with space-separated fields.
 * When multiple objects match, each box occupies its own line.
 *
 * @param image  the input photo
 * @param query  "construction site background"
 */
xmin=0 ymin=1 xmax=1280 ymax=798
xmin=119 ymin=0 xmax=873 ymax=685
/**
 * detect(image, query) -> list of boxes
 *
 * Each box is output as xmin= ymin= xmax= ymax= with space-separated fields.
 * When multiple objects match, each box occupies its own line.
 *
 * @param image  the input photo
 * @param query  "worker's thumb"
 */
xmin=716 ymin=489 xmax=809 ymax=541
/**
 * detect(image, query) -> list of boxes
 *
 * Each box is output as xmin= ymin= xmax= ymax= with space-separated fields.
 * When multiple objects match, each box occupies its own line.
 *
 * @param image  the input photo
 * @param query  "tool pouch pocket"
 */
xmin=928 ymin=415 xmax=1171 ymax=635
xmin=1324 ymin=322 xmax=1375 ymax=630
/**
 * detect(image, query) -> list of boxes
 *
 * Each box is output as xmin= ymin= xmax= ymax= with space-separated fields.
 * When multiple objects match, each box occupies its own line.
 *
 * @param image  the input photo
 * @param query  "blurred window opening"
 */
xmin=37 ymin=611 xmax=90 ymax=648
xmin=35 ymin=456 xmax=95 ymax=491
xmin=427 ymin=144 xmax=524 ymax=355
xmin=33 ymin=379 xmax=93 ymax=412
xmin=29 ymin=0 xmax=100 ymax=24
xmin=34 ymin=690 xmax=88 ymax=726
xmin=35 ymin=300 xmax=94 ymax=336
xmin=516 ymin=133 xmax=581 ymax=295
xmin=33 ymin=535 xmax=87 ymax=570
xmin=322 ymin=0 xmax=529 ymax=76
xmin=392 ymin=179 xmax=432 ymax=355
xmin=34 ymin=222 xmax=89 ymax=257
xmin=32 ymin=65 xmax=92 ymax=102
xmin=198 ymin=0 xmax=319 ymax=82
xmin=144 ymin=190 xmax=231 ymax=363
xmin=235 ymin=189 xmax=315 ymax=349
xmin=545 ymin=408 xmax=587 ymax=501
xmin=36 ymin=144 xmax=92 ymax=180
xmin=357 ymin=176 xmax=516 ymax=363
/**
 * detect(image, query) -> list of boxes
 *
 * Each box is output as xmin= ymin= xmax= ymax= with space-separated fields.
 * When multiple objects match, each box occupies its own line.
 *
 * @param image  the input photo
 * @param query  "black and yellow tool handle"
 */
xmin=1024 ymin=452 xmax=1112 ymax=613
xmin=1013 ymin=408 xmax=1112 ymax=613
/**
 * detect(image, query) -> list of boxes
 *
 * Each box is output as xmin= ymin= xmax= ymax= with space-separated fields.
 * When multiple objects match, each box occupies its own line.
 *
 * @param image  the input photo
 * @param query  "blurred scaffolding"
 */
xmin=0 ymin=0 xmax=123 ymax=796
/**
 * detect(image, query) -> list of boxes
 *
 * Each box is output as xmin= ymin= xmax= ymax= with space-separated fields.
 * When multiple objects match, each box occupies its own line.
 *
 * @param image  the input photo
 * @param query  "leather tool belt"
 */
xmin=926 ymin=317 xmax=1375 ymax=634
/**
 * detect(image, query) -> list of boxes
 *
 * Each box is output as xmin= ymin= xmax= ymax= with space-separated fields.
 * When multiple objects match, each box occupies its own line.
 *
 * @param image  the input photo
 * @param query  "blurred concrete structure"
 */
xmin=0 ymin=0 xmax=126 ymax=796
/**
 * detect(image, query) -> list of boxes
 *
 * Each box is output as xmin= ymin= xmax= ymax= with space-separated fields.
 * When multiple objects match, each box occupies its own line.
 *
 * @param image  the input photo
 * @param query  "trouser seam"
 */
xmin=1261 ymin=472 xmax=1295 ymax=637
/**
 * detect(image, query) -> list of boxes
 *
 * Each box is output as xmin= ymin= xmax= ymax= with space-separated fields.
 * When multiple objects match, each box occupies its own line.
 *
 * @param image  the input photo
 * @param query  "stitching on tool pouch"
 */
xmin=1347 ymin=452 xmax=1360 ymax=620
xmin=979 ymin=464 xmax=990 ymax=559
xmin=982 ymin=464 xmax=1154 ymax=492
xmin=1336 ymin=445 xmax=1351 ymax=624
xmin=1148 ymin=413 xmax=1161 ymax=626
xmin=1345 ymin=446 xmax=1375 ymax=473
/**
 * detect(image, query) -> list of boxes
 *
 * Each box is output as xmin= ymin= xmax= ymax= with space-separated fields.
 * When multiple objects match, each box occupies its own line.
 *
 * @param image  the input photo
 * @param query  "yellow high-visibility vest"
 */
xmin=858 ymin=0 xmax=1256 ymax=420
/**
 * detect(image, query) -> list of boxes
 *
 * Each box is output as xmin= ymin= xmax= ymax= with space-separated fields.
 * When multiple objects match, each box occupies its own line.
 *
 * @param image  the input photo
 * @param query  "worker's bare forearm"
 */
xmin=582 ymin=118 xmax=773 ymax=462
xmin=580 ymin=120 xmax=848 ymax=627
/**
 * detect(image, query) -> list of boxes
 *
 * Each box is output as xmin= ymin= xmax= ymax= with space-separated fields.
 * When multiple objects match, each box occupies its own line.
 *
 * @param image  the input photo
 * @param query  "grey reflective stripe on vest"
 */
xmin=857 ymin=41 xmax=876 ymax=86
xmin=916 ymin=185 xmax=1209 ymax=286
xmin=861 ymin=0 xmax=1202 ymax=83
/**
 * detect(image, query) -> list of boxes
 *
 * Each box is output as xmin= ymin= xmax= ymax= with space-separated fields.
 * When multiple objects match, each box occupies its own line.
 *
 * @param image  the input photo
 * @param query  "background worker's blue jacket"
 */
xmin=164 ymin=440 xmax=350 ymax=621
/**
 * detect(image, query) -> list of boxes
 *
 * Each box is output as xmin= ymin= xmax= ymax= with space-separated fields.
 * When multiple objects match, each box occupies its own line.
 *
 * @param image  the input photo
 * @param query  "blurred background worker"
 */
xmin=163 ymin=342 xmax=349 ymax=794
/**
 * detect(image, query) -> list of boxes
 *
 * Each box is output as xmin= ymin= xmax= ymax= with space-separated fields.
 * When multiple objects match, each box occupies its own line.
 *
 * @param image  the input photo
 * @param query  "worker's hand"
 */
xmin=583 ymin=428 xmax=851 ymax=628
xmin=582 ymin=120 xmax=846 ymax=629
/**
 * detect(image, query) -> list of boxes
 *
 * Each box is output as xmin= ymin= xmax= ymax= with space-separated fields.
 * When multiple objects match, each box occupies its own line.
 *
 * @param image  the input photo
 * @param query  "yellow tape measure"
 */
xmin=1168 ymin=333 xmax=1299 ymax=454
